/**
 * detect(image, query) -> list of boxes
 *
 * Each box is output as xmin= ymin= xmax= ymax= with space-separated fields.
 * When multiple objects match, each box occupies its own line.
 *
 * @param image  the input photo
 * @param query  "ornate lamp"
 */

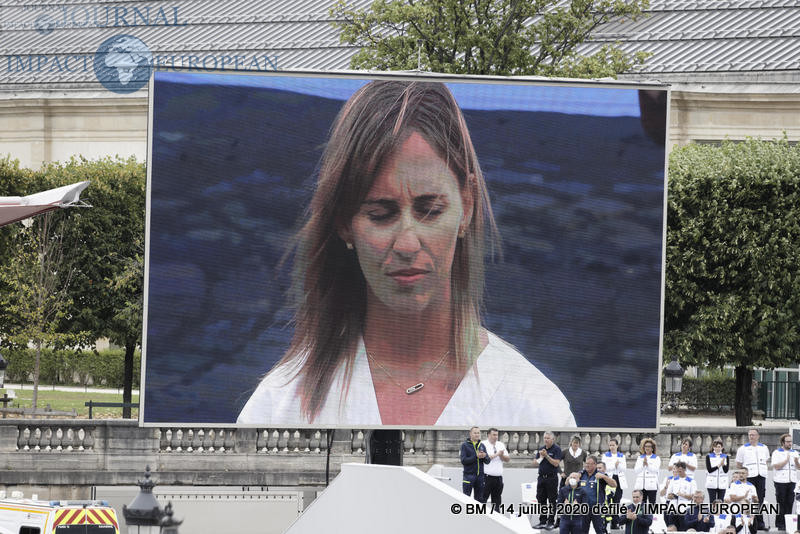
xmin=123 ymin=466 xmax=163 ymax=534
xmin=663 ymin=355 xmax=685 ymax=413
xmin=160 ymin=502 xmax=182 ymax=534
xmin=664 ymin=355 xmax=685 ymax=394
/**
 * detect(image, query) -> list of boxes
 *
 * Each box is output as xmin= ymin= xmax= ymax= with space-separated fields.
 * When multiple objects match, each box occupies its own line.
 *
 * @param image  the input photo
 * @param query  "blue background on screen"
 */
xmin=145 ymin=72 xmax=666 ymax=427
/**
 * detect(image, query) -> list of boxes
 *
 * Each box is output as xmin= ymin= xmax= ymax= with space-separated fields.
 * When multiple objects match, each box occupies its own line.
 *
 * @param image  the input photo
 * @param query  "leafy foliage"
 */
xmin=665 ymin=139 xmax=800 ymax=423
xmin=331 ymin=0 xmax=650 ymax=77
xmin=4 ymin=347 xmax=141 ymax=388
xmin=661 ymin=376 xmax=736 ymax=412
xmin=0 ymin=157 xmax=36 ymax=257
xmin=37 ymin=157 xmax=145 ymax=415
xmin=38 ymin=157 xmax=145 ymax=348
xmin=0 ymin=157 xmax=145 ymax=412
xmin=0 ymin=210 xmax=88 ymax=408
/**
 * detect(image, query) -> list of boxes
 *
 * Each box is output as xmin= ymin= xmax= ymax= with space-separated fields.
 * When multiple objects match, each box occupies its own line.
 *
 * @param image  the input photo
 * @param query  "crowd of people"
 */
xmin=460 ymin=427 xmax=800 ymax=533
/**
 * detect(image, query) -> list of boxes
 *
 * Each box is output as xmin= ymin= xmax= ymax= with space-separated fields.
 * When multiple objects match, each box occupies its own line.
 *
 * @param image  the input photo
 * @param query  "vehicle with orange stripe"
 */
xmin=0 ymin=494 xmax=119 ymax=534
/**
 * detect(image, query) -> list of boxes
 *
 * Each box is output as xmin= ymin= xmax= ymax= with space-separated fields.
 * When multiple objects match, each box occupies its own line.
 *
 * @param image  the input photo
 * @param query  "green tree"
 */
xmin=331 ymin=0 xmax=650 ymax=77
xmin=0 ymin=158 xmax=145 ymax=414
xmin=665 ymin=139 xmax=800 ymax=426
xmin=0 ymin=157 xmax=36 ymax=257
xmin=46 ymin=157 xmax=146 ymax=418
xmin=0 ymin=211 xmax=84 ymax=409
xmin=0 ymin=158 xmax=39 ymax=342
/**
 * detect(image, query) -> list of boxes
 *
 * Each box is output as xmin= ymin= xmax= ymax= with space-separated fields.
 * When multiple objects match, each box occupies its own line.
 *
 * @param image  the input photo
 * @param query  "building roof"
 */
xmin=0 ymin=0 xmax=369 ymax=89
xmin=0 ymin=0 xmax=796 ymax=92
xmin=589 ymin=0 xmax=800 ymax=80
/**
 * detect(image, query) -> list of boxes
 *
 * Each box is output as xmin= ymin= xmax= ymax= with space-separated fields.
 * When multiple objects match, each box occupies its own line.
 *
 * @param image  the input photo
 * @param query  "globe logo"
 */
xmin=93 ymin=34 xmax=152 ymax=94
xmin=34 ymin=14 xmax=57 ymax=36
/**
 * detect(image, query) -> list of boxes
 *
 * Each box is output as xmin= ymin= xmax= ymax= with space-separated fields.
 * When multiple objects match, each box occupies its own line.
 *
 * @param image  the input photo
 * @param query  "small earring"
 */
xmin=458 ymin=227 xmax=466 ymax=238
xmin=346 ymin=242 xmax=354 ymax=250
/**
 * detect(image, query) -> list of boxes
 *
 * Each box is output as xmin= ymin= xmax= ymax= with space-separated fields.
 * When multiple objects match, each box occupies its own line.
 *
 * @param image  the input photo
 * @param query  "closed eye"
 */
xmin=362 ymin=199 xmax=398 ymax=223
xmin=414 ymin=195 xmax=448 ymax=220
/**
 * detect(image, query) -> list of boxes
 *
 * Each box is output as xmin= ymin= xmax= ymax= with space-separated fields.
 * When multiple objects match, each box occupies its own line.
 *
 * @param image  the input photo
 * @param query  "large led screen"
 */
xmin=143 ymin=71 xmax=668 ymax=429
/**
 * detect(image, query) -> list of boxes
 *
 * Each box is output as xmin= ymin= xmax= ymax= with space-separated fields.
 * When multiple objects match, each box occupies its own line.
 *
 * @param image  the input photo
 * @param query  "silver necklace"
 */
xmin=366 ymin=349 xmax=451 ymax=395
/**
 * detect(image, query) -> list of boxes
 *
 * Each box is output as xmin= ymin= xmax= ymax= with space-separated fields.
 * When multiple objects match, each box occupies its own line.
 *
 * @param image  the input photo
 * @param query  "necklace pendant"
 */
xmin=406 ymin=383 xmax=424 ymax=395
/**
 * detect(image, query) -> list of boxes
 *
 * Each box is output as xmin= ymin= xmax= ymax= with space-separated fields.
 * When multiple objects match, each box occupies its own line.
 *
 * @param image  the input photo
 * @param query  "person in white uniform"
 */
xmin=771 ymin=433 xmax=800 ymax=530
xmin=736 ymin=429 xmax=769 ymax=530
xmin=669 ymin=438 xmax=698 ymax=474
xmin=724 ymin=470 xmax=758 ymax=534
xmin=604 ymin=438 xmax=627 ymax=528
xmin=724 ymin=469 xmax=758 ymax=504
xmin=634 ymin=437 xmax=661 ymax=504
xmin=705 ymin=439 xmax=730 ymax=502
xmin=711 ymin=500 xmax=732 ymax=534
xmin=665 ymin=462 xmax=697 ymax=527
xmin=482 ymin=427 xmax=510 ymax=512
xmin=237 ymin=80 xmax=576 ymax=427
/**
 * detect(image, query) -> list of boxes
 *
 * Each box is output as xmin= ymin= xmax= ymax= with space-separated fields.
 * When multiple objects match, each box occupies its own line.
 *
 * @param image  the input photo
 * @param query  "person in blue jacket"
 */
xmin=618 ymin=489 xmax=653 ymax=534
xmin=461 ymin=426 xmax=489 ymax=502
xmin=557 ymin=472 xmax=588 ymax=534
xmin=580 ymin=455 xmax=617 ymax=534
xmin=680 ymin=490 xmax=715 ymax=532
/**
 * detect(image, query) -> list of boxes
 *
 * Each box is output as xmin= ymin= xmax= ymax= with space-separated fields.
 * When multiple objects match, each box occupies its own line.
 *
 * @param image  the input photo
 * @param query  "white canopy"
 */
xmin=0 ymin=181 xmax=90 ymax=227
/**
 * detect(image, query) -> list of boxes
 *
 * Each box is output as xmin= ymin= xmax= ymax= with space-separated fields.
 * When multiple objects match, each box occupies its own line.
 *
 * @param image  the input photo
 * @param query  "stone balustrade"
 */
xmin=16 ymin=422 xmax=96 ymax=451
xmin=10 ymin=424 xmax=769 ymax=459
xmin=0 ymin=419 xmax=788 ymax=498
xmin=159 ymin=428 xmax=236 ymax=453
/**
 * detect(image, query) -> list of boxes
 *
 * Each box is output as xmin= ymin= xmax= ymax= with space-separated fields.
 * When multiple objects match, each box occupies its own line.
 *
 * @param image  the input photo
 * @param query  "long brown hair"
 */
xmin=277 ymin=79 xmax=498 ymax=421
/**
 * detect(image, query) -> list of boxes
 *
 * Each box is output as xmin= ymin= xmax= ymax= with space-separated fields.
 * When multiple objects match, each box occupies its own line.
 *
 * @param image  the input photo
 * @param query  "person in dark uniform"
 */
xmin=580 ymin=455 xmax=617 ymax=534
xmin=618 ymin=489 xmax=653 ymax=534
xmin=679 ymin=490 xmax=714 ymax=532
xmin=460 ymin=426 xmax=489 ymax=502
xmin=533 ymin=431 xmax=563 ymax=529
xmin=558 ymin=472 xmax=588 ymax=534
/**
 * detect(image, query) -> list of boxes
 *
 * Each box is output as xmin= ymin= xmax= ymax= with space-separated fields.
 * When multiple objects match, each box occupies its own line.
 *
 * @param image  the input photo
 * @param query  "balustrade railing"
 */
xmin=5 ymin=421 xmax=780 ymax=460
xmin=1 ymin=421 xmax=784 ymax=489
xmin=158 ymin=428 xmax=235 ymax=452
xmin=16 ymin=423 xmax=95 ymax=451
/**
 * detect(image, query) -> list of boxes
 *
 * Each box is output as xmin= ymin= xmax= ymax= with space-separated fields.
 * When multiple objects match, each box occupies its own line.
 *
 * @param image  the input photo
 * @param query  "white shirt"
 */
xmin=483 ymin=439 xmax=507 ymax=477
xmin=669 ymin=451 xmax=698 ymax=471
xmin=712 ymin=515 xmax=730 ymax=534
xmin=666 ymin=475 xmax=697 ymax=505
xmin=724 ymin=480 xmax=757 ymax=503
xmin=736 ymin=442 xmax=769 ymax=478
xmin=706 ymin=453 xmax=729 ymax=489
xmin=771 ymin=447 xmax=799 ymax=483
xmin=660 ymin=475 xmax=674 ymax=504
xmin=634 ymin=454 xmax=660 ymax=491
xmin=603 ymin=451 xmax=626 ymax=477
xmin=732 ymin=515 xmax=754 ymax=530
xmin=237 ymin=331 xmax=577 ymax=427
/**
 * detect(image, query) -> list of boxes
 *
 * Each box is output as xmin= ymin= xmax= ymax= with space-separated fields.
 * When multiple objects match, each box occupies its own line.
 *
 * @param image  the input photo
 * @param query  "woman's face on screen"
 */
xmin=344 ymin=131 xmax=469 ymax=315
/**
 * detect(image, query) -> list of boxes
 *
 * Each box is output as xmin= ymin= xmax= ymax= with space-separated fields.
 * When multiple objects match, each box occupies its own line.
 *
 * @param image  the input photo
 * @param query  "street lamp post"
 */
xmin=123 ymin=466 xmax=163 ymax=534
xmin=159 ymin=502 xmax=182 ymax=534
xmin=664 ymin=355 xmax=685 ymax=412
